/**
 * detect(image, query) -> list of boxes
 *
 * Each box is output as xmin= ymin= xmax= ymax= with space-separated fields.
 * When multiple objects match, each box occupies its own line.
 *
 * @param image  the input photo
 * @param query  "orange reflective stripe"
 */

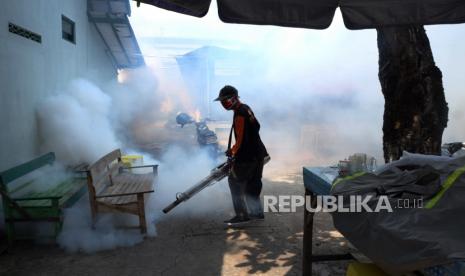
xmin=232 ymin=116 xmax=245 ymax=156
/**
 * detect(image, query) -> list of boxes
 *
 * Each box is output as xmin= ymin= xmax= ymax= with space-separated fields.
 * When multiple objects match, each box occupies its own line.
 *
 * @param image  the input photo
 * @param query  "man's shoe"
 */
xmin=224 ymin=216 xmax=250 ymax=225
xmin=249 ymin=213 xmax=265 ymax=220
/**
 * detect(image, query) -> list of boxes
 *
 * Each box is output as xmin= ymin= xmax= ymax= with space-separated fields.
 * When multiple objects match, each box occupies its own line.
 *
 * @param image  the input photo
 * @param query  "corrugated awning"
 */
xmin=89 ymin=0 xmax=145 ymax=68
xmin=136 ymin=0 xmax=465 ymax=30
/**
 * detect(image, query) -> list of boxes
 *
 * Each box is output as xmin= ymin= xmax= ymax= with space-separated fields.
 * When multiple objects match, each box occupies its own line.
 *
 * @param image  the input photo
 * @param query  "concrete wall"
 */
xmin=0 ymin=0 xmax=117 ymax=171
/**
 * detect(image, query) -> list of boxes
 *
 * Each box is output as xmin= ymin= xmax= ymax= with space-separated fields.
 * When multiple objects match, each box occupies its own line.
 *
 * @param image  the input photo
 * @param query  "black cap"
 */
xmin=214 ymin=85 xmax=238 ymax=101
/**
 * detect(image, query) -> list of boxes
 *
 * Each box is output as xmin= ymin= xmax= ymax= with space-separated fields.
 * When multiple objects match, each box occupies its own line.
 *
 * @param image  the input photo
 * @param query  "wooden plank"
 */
xmin=60 ymin=178 xmax=87 ymax=208
xmin=119 ymin=176 xmax=140 ymax=193
xmin=108 ymin=162 xmax=123 ymax=180
xmin=103 ymin=183 xmax=129 ymax=205
xmin=98 ymin=175 xmax=153 ymax=204
xmin=13 ymin=179 xmax=71 ymax=208
xmin=97 ymin=200 xmax=138 ymax=214
xmin=144 ymin=174 xmax=155 ymax=188
xmin=0 ymin=189 xmax=31 ymax=219
xmin=6 ymin=216 xmax=60 ymax=222
xmin=7 ymin=206 xmax=58 ymax=220
xmin=102 ymin=185 xmax=137 ymax=205
xmin=7 ymin=180 xmax=34 ymax=195
xmin=94 ymin=169 xmax=154 ymax=197
xmin=114 ymin=176 xmax=153 ymax=205
xmin=125 ymin=182 xmax=141 ymax=194
xmin=96 ymin=187 xmax=153 ymax=199
xmin=99 ymin=178 xmax=132 ymax=204
xmin=97 ymin=175 xmax=154 ymax=198
xmin=0 ymin=152 xmax=55 ymax=185
xmin=115 ymin=183 xmax=138 ymax=204
xmin=72 ymin=163 xmax=89 ymax=172
xmin=17 ymin=199 xmax=50 ymax=208
xmin=137 ymin=193 xmax=147 ymax=234
xmin=89 ymin=149 xmax=121 ymax=179
xmin=115 ymin=173 xmax=154 ymax=190
xmin=115 ymin=195 xmax=137 ymax=205
xmin=8 ymin=178 xmax=86 ymax=209
xmin=89 ymin=168 xmax=109 ymax=189
xmin=93 ymin=174 xmax=110 ymax=195
xmin=88 ymin=149 xmax=122 ymax=195
xmin=112 ymin=180 xmax=132 ymax=194
xmin=97 ymin=183 xmax=140 ymax=205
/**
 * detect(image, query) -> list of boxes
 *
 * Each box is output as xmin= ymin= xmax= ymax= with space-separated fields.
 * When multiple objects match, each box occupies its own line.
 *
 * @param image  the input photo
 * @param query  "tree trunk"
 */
xmin=377 ymin=26 xmax=449 ymax=163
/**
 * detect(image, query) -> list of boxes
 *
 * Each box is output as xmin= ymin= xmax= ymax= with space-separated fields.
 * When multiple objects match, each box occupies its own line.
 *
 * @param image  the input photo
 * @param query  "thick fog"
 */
xmin=130 ymin=2 xmax=465 ymax=170
xmin=1 ymin=2 xmax=464 ymax=252
xmin=23 ymin=66 xmax=231 ymax=252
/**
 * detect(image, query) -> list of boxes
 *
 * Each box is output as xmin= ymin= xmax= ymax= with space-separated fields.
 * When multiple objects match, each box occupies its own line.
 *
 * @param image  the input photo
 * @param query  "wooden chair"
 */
xmin=86 ymin=149 xmax=157 ymax=234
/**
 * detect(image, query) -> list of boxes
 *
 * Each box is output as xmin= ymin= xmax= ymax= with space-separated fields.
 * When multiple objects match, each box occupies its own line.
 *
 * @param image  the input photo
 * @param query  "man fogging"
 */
xmin=215 ymin=85 xmax=269 ymax=225
xmin=162 ymin=85 xmax=269 ymax=226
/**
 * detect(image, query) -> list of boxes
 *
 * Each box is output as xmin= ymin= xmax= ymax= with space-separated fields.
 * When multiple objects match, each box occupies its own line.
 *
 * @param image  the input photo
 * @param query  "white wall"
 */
xmin=0 ymin=0 xmax=117 ymax=171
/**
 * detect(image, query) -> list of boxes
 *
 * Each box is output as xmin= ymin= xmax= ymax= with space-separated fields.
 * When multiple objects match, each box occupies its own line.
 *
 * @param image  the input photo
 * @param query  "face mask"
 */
xmin=221 ymin=97 xmax=237 ymax=110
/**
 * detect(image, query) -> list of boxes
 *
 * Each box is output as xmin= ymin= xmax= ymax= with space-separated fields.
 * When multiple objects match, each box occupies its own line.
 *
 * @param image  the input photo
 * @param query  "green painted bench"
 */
xmin=0 ymin=152 xmax=87 ymax=244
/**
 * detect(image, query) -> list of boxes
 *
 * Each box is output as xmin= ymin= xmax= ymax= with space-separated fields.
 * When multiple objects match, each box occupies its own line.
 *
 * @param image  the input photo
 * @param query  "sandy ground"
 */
xmin=0 ymin=171 xmax=354 ymax=276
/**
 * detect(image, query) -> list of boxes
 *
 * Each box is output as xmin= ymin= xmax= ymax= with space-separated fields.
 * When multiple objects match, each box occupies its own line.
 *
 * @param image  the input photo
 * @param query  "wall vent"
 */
xmin=8 ymin=22 xmax=42 ymax=43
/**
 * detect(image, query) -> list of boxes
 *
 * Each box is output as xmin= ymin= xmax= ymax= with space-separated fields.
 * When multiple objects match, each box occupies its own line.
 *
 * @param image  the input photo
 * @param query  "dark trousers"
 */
xmin=228 ymin=159 xmax=264 ymax=218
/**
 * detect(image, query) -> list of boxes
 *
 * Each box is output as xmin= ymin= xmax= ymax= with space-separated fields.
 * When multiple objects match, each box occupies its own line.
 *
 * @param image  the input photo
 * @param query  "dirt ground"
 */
xmin=0 ymin=171 xmax=353 ymax=276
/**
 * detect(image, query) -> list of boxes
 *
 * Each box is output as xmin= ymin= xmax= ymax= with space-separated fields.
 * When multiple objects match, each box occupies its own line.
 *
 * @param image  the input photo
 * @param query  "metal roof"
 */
xmin=88 ymin=0 xmax=145 ymax=69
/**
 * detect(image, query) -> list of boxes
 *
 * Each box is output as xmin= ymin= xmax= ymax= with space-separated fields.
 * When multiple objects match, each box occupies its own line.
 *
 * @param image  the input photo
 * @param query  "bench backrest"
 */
xmin=87 ymin=149 xmax=122 ymax=198
xmin=0 ymin=152 xmax=55 ymax=194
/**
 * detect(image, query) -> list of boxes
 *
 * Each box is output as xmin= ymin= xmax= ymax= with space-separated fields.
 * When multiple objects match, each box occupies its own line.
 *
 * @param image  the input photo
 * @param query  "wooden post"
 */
xmin=52 ymin=198 xmax=61 ymax=238
xmin=303 ymin=188 xmax=317 ymax=276
xmin=6 ymin=219 xmax=15 ymax=245
xmin=137 ymin=194 xmax=147 ymax=234
xmin=86 ymin=171 xmax=98 ymax=229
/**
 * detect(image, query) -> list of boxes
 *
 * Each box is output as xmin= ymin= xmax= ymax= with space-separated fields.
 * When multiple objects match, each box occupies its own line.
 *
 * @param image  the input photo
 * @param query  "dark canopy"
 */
xmin=136 ymin=0 xmax=465 ymax=29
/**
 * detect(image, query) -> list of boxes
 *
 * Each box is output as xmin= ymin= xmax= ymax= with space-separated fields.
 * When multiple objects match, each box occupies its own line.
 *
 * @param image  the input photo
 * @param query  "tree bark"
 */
xmin=377 ymin=26 xmax=449 ymax=163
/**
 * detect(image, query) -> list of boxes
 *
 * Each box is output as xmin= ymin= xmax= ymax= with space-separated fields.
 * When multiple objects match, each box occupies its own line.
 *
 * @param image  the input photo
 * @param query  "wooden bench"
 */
xmin=87 ymin=149 xmax=157 ymax=234
xmin=0 ymin=152 xmax=87 ymax=244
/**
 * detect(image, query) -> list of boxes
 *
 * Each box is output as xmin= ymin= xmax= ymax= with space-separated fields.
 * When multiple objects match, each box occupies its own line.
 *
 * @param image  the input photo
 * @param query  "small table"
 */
xmin=302 ymin=167 xmax=355 ymax=276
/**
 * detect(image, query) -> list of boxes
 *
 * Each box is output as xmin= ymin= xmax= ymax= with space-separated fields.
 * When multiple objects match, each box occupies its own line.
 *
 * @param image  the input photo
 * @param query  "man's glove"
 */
xmin=225 ymin=149 xmax=233 ymax=158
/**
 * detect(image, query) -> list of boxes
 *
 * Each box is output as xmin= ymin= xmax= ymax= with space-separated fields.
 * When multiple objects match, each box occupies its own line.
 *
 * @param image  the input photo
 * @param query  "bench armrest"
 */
xmin=121 ymin=164 xmax=158 ymax=174
xmin=96 ymin=190 xmax=154 ymax=199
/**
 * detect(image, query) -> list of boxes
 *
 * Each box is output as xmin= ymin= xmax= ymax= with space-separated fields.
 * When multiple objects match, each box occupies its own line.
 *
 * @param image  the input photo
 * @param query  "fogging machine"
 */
xmin=163 ymin=156 xmax=270 ymax=213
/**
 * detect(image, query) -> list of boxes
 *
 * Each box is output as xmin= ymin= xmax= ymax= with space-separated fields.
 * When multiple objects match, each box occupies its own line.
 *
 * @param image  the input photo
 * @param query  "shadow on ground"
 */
xmin=0 ymin=171 xmax=352 ymax=276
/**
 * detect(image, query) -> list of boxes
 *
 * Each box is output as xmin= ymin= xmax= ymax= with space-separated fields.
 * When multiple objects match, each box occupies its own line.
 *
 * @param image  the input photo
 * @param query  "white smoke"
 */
xmin=37 ymin=79 xmax=120 ymax=165
xmin=130 ymin=3 xmax=465 ymax=172
xmin=197 ymin=21 xmax=384 ymax=171
xmin=57 ymin=198 xmax=144 ymax=253
xmin=106 ymin=67 xmax=197 ymax=147
xmin=54 ymin=147 xmax=230 ymax=253
xmin=6 ymin=163 xmax=71 ymax=196
xmin=147 ymin=146 xmax=231 ymax=218
xmin=33 ymin=66 xmax=230 ymax=253
xmin=8 ymin=3 xmax=462 ymax=252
